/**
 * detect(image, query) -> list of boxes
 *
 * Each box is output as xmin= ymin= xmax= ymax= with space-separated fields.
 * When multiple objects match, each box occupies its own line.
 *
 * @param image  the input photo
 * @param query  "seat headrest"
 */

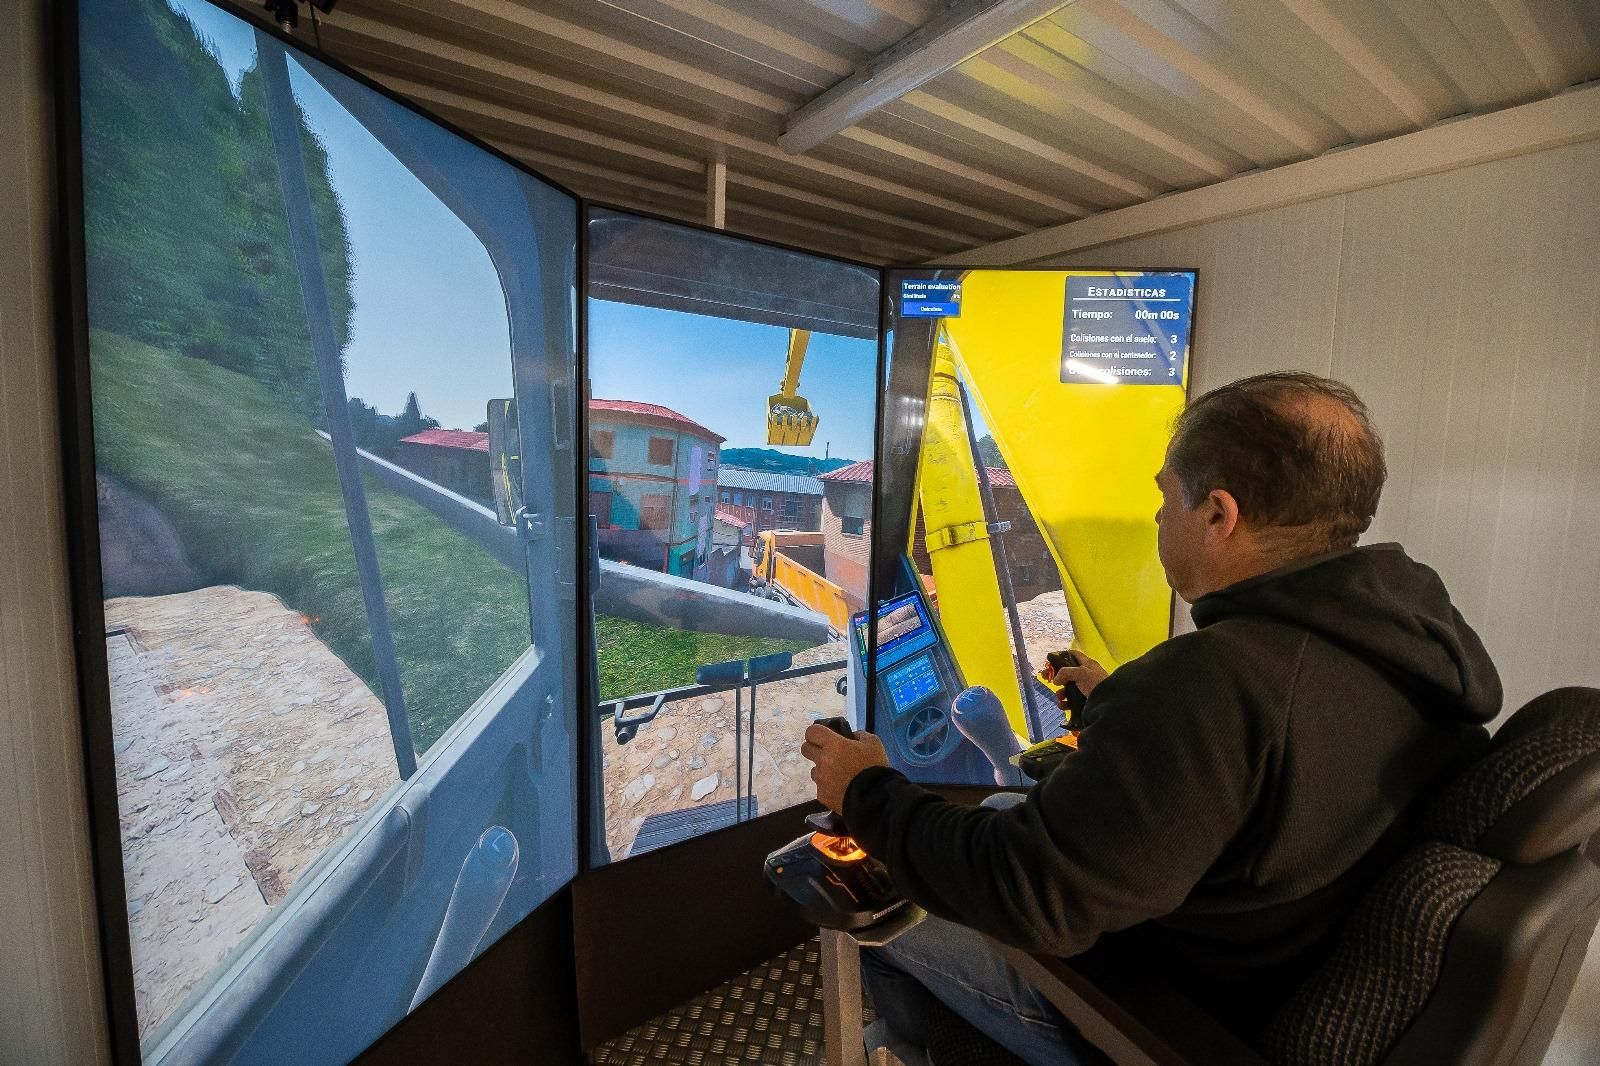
xmin=1420 ymin=687 xmax=1600 ymax=865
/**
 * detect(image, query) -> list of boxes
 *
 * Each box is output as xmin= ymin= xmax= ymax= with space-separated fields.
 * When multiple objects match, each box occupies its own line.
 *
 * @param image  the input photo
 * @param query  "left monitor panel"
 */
xmin=68 ymin=1 xmax=580 ymax=1061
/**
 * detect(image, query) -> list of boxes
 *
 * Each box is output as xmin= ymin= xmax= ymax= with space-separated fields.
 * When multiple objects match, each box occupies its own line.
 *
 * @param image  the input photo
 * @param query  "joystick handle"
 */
xmin=813 ymin=715 xmax=856 ymax=739
xmin=807 ymin=716 xmax=858 ymax=836
xmin=951 ymin=686 xmax=1023 ymax=786
xmin=1045 ymin=651 xmax=1088 ymax=719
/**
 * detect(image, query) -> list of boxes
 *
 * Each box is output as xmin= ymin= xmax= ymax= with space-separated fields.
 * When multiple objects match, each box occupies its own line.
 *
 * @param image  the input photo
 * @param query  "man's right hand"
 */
xmin=1052 ymin=652 xmax=1109 ymax=699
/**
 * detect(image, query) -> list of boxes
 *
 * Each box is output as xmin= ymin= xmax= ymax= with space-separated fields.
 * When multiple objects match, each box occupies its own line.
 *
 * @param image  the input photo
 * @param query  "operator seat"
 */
xmin=932 ymin=686 xmax=1600 ymax=1066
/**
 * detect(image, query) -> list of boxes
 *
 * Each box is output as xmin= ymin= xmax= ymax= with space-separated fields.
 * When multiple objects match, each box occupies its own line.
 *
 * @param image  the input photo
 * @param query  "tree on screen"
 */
xmin=79 ymin=0 xmax=354 ymax=422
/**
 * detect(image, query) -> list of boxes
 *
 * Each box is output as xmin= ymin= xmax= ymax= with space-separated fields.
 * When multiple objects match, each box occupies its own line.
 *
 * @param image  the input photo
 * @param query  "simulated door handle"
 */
xmin=409 ymin=826 xmax=520 ymax=1012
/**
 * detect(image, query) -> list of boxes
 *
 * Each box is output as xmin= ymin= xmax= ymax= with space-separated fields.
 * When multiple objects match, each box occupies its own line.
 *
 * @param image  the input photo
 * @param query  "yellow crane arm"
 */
xmin=767 ymin=328 xmax=818 ymax=446
xmin=915 ymin=330 xmax=1031 ymax=737
xmin=942 ymin=270 xmax=1185 ymax=669
xmin=779 ymin=328 xmax=810 ymax=396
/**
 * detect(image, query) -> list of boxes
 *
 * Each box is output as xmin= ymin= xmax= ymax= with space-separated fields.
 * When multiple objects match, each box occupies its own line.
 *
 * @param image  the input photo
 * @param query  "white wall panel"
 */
xmin=0 ymin=2 xmax=113 ymax=1063
xmin=1337 ymin=142 xmax=1600 ymax=712
xmin=1045 ymin=135 xmax=1600 ymax=1060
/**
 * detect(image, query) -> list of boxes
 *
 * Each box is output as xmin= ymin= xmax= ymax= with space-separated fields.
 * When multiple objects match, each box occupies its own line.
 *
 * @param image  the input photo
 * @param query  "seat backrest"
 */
xmin=1262 ymin=687 xmax=1600 ymax=1066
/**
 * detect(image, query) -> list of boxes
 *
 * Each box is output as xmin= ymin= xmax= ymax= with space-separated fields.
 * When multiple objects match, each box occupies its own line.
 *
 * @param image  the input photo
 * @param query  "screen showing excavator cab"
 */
xmin=868 ymin=269 xmax=1197 ymax=786
xmin=70 ymin=0 xmax=581 ymax=1060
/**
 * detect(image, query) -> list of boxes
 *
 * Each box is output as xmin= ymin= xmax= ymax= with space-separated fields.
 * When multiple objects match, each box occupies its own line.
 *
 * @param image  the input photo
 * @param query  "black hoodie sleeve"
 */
xmin=843 ymin=629 xmax=1294 ymax=956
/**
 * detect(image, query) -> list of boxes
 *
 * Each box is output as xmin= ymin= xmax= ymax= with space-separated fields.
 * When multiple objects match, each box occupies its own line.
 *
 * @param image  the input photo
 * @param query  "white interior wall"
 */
xmin=0 ymin=2 xmax=113 ymax=1063
xmin=1048 ymin=135 xmax=1600 ymax=1063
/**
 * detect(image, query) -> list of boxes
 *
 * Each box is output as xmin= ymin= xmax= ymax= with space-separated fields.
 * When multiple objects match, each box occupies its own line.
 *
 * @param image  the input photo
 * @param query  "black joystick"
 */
xmin=804 ymin=716 xmax=856 ymax=837
xmin=1044 ymin=650 xmax=1088 ymax=720
xmin=764 ymin=715 xmax=910 ymax=932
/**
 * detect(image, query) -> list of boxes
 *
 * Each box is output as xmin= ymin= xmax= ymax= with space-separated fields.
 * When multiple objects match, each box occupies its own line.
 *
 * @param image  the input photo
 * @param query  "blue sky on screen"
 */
xmin=174 ymin=0 xmax=514 ymax=433
xmin=588 ymin=301 xmax=879 ymax=461
xmin=171 ymin=0 xmax=880 ymax=456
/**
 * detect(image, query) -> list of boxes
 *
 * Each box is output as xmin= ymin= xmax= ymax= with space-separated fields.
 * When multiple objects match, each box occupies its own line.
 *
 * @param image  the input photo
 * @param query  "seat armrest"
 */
xmin=998 ymin=948 xmax=1272 ymax=1066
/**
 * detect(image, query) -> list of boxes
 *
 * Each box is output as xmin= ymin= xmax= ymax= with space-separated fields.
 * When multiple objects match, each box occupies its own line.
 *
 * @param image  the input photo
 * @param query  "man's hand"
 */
xmin=1052 ymin=651 xmax=1109 ymax=700
xmin=801 ymin=722 xmax=889 ymax=814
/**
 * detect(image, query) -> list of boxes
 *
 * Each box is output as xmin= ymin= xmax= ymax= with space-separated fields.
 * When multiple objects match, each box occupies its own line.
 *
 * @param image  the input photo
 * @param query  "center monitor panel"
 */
xmin=582 ymin=208 xmax=882 ymax=866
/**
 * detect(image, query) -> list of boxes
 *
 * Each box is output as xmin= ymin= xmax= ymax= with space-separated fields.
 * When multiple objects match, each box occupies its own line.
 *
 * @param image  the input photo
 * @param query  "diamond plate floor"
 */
xmin=590 ymin=936 xmax=874 ymax=1065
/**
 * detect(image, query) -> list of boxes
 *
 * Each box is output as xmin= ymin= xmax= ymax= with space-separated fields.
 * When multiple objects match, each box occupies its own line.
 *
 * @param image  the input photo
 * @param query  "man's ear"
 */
xmin=1204 ymin=489 xmax=1241 ymax=542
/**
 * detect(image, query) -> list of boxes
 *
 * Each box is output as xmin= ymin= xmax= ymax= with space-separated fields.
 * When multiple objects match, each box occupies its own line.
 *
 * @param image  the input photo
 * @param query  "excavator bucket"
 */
xmin=766 ymin=392 xmax=818 ymax=445
xmin=766 ymin=329 xmax=819 ymax=446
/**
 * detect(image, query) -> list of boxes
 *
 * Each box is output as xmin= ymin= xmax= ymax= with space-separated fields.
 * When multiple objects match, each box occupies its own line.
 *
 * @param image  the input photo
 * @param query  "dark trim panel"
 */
xmin=355 ymin=886 xmax=583 ymax=1066
xmin=50 ymin=0 xmax=141 ymax=1059
xmin=572 ymin=800 xmax=821 ymax=1048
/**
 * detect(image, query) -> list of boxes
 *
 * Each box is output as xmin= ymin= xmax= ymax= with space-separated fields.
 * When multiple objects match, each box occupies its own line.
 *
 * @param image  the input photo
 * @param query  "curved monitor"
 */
xmin=583 ymin=208 xmax=881 ymax=865
xmin=68 ymin=0 xmax=579 ymax=1060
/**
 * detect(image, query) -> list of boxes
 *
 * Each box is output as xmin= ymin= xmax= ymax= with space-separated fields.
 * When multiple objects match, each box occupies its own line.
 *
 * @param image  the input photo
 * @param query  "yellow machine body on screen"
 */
xmin=913 ymin=270 xmax=1190 ymax=738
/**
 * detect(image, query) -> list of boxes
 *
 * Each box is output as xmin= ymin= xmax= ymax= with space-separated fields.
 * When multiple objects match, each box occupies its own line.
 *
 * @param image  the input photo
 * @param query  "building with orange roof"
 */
xmin=588 ymin=399 xmax=725 ymax=580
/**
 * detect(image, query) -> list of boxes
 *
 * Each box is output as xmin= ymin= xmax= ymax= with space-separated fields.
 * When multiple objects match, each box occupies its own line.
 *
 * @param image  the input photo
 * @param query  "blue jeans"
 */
xmin=860 ymin=793 xmax=1095 ymax=1065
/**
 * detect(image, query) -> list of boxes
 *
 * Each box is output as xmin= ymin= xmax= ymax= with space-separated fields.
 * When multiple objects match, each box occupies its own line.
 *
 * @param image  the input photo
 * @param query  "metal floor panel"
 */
xmin=632 ymin=796 xmax=759 ymax=857
xmin=590 ymin=936 xmax=873 ymax=1065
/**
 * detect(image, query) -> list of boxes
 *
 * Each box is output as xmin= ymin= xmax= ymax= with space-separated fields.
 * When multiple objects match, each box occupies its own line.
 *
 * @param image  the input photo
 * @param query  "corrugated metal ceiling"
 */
xmin=295 ymin=0 xmax=1600 ymax=263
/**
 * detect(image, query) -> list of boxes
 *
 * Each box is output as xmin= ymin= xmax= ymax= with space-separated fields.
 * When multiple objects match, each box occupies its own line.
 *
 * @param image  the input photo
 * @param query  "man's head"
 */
xmin=1154 ymin=372 xmax=1386 ymax=602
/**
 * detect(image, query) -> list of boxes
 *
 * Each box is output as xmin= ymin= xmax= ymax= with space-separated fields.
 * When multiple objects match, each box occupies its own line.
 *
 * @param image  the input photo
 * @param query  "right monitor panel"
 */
xmin=872 ymin=269 xmax=1196 ymax=786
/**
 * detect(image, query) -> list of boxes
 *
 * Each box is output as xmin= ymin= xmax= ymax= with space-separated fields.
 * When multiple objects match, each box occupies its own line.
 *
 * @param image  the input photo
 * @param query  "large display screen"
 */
xmin=73 ymin=1 xmax=579 ymax=1060
xmin=874 ymin=268 xmax=1196 ymax=784
xmin=584 ymin=208 xmax=880 ymax=863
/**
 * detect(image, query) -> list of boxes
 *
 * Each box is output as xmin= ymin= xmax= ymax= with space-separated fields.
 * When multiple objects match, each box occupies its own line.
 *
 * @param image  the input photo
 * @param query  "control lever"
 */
xmin=409 ymin=826 xmax=519 ymax=1011
xmin=765 ymin=715 xmax=915 ymax=934
xmin=950 ymin=686 xmax=1024 ymax=786
xmin=805 ymin=716 xmax=856 ymax=835
xmin=1042 ymin=650 xmax=1088 ymax=722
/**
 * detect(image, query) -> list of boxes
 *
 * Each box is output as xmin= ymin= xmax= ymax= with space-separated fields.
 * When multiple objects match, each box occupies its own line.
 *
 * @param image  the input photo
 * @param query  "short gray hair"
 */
xmin=1167 ymin=372 xmax=1386 ymax=552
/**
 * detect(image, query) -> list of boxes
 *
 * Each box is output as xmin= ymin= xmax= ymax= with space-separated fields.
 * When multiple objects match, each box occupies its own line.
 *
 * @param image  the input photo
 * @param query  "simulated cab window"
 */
xmin=584 ymin=208 xmax=879 ymax=864
xmin=75 ymin=1 xmax=579 ymax=1060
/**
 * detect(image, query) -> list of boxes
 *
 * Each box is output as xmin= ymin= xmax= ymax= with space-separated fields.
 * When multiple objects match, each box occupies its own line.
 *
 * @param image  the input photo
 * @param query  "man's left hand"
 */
xmin=801 ymin=722 xmax=889 ymax=814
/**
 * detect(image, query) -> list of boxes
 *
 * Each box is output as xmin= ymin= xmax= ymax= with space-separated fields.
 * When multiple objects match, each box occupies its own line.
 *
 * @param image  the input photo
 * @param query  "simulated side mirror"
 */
xmin=487 ymin=397 xmax=522 ymax=527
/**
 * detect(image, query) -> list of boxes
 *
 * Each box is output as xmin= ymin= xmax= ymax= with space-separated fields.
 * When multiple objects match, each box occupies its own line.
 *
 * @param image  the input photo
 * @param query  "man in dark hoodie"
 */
xmin=801 ymin=371 xmax=1500 ymax=1064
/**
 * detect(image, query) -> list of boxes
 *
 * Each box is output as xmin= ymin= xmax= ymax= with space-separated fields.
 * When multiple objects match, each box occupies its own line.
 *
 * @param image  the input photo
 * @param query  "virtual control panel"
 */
xmin=850 ymin=590 xmax=975 ymax=777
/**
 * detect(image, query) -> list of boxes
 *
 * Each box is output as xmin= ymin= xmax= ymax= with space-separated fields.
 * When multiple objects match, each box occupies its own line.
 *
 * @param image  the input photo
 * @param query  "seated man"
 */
xmin=802 ymin=372 xmax=1500 ymax=1064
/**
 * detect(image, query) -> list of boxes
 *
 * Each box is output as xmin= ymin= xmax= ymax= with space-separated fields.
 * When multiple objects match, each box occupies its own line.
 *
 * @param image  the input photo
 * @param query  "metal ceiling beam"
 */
xmin=410 ymin=83 xmax=976 ymax=249
xmin=779 ymin=0 xmax=1075 ymax=154
xmin=1075 ymin=0 xmax=1326 ymax=155
xmin=1273 ymin=0 xmax=1433 ymax=128
xmin=506 ymin=148 xmax=930 ymax=260
xmin=891 ymin=88 xmax=1156 ymax=199
xmin=974 ymin=41 xmax=1238 ymax=180
xmin=835 ymin=126 xmax=1094 ymax=218
xmin=322 ymin=20 xmax=1035 ymax=234
xmin=590 ymin=0 xmax=854 ymax=86
xmin=448 ymin=101 xmax=974 ymax=247
xmin=357 ymin=0 xmax=795 ymax=119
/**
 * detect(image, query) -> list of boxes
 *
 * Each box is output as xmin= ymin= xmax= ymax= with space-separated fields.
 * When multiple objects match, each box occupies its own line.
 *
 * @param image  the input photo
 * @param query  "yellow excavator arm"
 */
xmin=909 ymin=272 xmax=1186 ymax=741
xmin=767 ymin=328 xmax=819 ymax=446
